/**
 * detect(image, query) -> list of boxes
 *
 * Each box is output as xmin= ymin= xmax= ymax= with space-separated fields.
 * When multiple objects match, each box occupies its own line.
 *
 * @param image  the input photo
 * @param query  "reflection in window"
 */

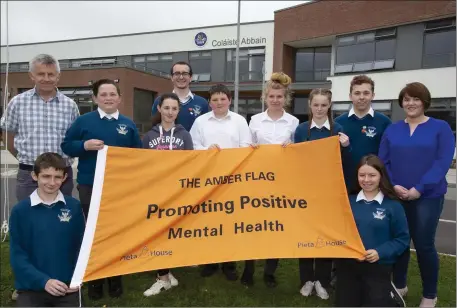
xmin=295 ymin=47 xmax=331 ymax=82
xmin=423 ymin=18 xmax=456 ymax=68
xmin=133 ymin=54 xmax=172 ymax=74
xmin=189 ymin=51 xmax=212 ymax=82
xmin=335 ymin=27 xmax=396 ymax=73
xmin=226 ymin=48 xmax=265 ymax=82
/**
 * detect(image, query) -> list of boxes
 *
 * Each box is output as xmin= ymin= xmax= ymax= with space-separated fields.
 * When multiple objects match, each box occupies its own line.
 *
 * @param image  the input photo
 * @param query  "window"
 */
xmin=189 ymin=51 xmax=212 ymax=82
xmin=295 ymin=47 xmax=331 ymax=82
xmin=423 ymin=18 xmax=456 ymax=68
xmin=71 ymin=58 xmax=116 ymax=68
xmin=335 ymin=27 xmax=396 ymax=73
xmin=226 ymin=48 xmax=265 ymax=82
xmin=230 ymin=98 xmax=263 ymax=119
xmin=133 ymin=54 xmax=173 ymax=74
xmin=426 ymin=98 xmax=456 ymax=136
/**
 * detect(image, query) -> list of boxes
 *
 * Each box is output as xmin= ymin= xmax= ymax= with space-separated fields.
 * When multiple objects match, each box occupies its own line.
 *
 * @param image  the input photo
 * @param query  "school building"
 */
xmin=0 ymin=0 xmax=455 ymax=135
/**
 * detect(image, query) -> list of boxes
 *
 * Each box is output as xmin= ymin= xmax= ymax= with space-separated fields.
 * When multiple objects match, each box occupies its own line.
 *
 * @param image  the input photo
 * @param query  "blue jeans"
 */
xmin=393 ymin=197 xmax=444 ymax=299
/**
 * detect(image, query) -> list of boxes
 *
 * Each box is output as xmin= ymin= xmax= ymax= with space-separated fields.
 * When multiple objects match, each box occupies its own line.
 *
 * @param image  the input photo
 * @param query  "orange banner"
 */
xmin=70 ymin=136 xmax=365 ymax=286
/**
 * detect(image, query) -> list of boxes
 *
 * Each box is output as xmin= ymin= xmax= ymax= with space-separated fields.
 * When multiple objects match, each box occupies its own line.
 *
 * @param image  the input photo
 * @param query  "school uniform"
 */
xmin=335 ymin=191 xmax=409 ymax=307
xmin=142 ymin=123 xmax=193 ymax=296
xmin=9 ymin=190 xmax=85 ymax=307
xmin=294 ymin=119 xmax=348 ymax=296
xmin=190 ymin=110 xmax=252 ymax=280
xmin=242 ymin=110 xmax=299 ymax=286
xmin=61 ymin=108 xmax=142 ymax=300
xmin=334 ymin=107 xmax=391 ymax=192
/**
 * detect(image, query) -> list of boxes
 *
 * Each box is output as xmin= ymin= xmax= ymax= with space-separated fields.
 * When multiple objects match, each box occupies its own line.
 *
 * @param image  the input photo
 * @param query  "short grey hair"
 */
xmin=29 ymin=54 xmax=61 ymax=73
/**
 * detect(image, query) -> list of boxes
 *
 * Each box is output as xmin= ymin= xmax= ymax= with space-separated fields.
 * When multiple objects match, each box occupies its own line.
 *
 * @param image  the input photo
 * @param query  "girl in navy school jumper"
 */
xmin=242 ymin=72 xmax=299 ymax=288
xmin=379 ymin=82 xmax=455 ymax=307
xmin=293 ymin=88 xmax=350 ymax=300
xmin=335 ymin=154 xmax=410 ymax=307
xmin=61 ymin=79 xmax=142 ymax=301
xmin=142 ymin=93 xmax=193 ymax=297
xmin=335 ymin=154 xmax=409 ymax=307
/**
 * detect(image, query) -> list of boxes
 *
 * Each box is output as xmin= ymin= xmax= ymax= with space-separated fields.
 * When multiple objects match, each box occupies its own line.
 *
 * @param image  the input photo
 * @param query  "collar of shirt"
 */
xmin=209 ymin=110 xmax=231 ymax=121
xmin=310 ymin=119 xmax=330 ymax=130
xmin=172 ymin=90 xmax=194 ymax=104
xmin=356 ymin=190 xmax=384 ymax=204
xmin=260 ymin=109 xmax=289 ymax=122
xmin=30 ymin=189 xmax=66 ymax=206
xmin=98 ymin=108 xmax=119 ymax=120
xmin=348 ymin=106 xmax=374 ymax=118
xmin=29 ymin=87 xmax=65 ymax=102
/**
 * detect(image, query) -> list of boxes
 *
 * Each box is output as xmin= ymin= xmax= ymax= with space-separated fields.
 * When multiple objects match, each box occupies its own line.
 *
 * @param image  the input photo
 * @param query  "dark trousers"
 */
xmin=157 ymin=269 xmax=170 ymax=276
xmin=203 ymin=262 xmax=236 ymax=271
xmin=16 ymin=167 xmax=74 ymax=201
xmin=17 ymin=290 xmax=81 ymax=307
xmin=299 ymin=258 xmax=332 ymax=287
xmin=393 ymin=197 xmax=444 ymax=299
xmin=335 ymin=259 xmax=396 ymax=307
xmin=243 ymin=259 xmax=278 ymax=277
xmin=78 ymin=184 xmax=123 ymax=289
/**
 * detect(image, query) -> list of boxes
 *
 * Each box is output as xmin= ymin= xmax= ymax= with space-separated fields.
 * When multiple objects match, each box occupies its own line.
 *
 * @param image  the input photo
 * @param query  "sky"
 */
xmin=0 ymin=1 xmax=306 ymax=45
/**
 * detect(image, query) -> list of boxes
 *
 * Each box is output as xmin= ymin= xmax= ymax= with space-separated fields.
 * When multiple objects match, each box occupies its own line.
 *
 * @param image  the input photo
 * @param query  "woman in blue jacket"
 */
xmin=335 ymin=154 xmax=410 ymax=307
xmin=379 ymin=82 xmax=455 ymax=307
xmin=294 ymin=88 xmax=350 ymax=300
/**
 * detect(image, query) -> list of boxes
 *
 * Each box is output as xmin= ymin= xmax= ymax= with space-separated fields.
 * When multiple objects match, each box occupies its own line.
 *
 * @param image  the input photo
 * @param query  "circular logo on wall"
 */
xmin=194 ymin=32 xmax=207 ymax=47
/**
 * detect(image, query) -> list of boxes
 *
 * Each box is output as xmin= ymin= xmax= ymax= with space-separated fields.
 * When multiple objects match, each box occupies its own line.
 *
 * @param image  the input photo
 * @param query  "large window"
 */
xmin=226 ymin=48 xmax=265 ymax=82
xmin=426 ymin=98 xmax=456 ymax=136
xmin=423 ymin=18 xmax=456 ymax=68
xmin=133 ymin=54 xmax=173 ymax=74
xmin=335 ymin=28 xmax=396 ymax=74
xmin=58 ymin=88 xmax=95 ymax=115
xmin=295 ymin=47 xmax=331 ymax=82
xmin=189 ymin=51 xmax=212 ymax=82
xmin=230 ymin=98 xmax=262 ymax=120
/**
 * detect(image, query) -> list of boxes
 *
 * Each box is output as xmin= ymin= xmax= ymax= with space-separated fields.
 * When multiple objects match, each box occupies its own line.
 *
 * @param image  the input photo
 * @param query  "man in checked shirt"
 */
xmin=2 ymin=55 xmax=79 ymax=197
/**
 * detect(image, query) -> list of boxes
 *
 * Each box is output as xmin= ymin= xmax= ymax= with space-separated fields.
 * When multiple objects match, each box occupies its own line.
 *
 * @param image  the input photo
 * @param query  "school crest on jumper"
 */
xmin=58 ymin=209 xmax=72 ymax=222
xmin=116 ymin=124 xmax=128 ymax=135
xmin=361 ymin=126 xmax=377 ymax=138
xmin=373 ymin=208 xmax=386 ymax=220
xmin=189 ymin=105 xmax=202 ymax=117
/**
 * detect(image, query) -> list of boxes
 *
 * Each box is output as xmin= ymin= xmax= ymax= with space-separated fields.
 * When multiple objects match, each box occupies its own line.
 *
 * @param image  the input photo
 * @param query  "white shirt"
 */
xmin=98 ymin=108 xmax=119 ymax=120
xmin=348 ymin=106 xmax=375 ymax=118
xmin=173 ymin=90 xmax=194 ymax=104
xmin=190 ymin=111 xmax=252 ymax=150
xmin=356 ymin=190 xmax=384 ymax=204
xmin=249 ymin=110 xmax=299 ymax=145
xmin=30 ymin=189 xmax=66 ymax=206
xmin=310 ymin=119 xmax=331 ymax=130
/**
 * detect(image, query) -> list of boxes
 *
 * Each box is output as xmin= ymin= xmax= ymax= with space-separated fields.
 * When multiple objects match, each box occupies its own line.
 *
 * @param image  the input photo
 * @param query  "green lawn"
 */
xmin=1 ymin=241 xmax=455 ymax=307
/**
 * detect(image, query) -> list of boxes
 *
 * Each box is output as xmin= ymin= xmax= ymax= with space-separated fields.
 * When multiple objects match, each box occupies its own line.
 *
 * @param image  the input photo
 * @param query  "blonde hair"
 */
xmin=262 ymin=72 xmax=293 ymax=107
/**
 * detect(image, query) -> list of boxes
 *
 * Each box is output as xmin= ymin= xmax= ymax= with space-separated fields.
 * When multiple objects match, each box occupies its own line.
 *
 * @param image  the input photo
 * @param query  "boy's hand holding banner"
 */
xmin=70 ymin=136 xmax=365 ymax=287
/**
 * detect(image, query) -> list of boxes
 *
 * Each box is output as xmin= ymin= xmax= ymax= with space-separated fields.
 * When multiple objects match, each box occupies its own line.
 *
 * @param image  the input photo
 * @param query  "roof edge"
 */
xmin=0 ymin=20 xmax=273 ymax=48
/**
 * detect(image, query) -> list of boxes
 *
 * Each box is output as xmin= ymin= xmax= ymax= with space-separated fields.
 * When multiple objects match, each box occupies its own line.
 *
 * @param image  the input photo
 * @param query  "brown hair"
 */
xmin=352 ymin=154 xmax=398 ymax=201
xmin=350 ymin=75 xmax=375 ymax=93
xmin=262 ymin=72 xmax=293 ymax=108
xmin=398 ymin=82 xmax=431 ymax=111
xmin=33 ymin=152 xmax=67 ymax=176
xmin=307 ymin=88 xmax=334 ymax=139
xmin=151 ymin=93 xmax=180 ymax=127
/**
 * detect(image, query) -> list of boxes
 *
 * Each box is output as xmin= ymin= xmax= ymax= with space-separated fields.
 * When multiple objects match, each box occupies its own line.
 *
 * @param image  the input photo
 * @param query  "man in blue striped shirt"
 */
xmin=1 ymin=54 xmax=79 ymax=201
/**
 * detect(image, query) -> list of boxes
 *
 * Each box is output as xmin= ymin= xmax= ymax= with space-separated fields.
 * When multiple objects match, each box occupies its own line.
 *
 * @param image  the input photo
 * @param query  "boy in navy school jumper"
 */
xmin=335 ymin=75 xmax=391 ymax=192
xmin=294 ymin=88 xmax=350 ymax=300
xmin=151 ymin=61 xmax=209 ymax=132
xmin=335 ymin=154 xmax=409 ymax=307
xmin=61 ymin=79 xmax=142 ymax=301
xmin=9 ymin=152 xmax=85 ymax=307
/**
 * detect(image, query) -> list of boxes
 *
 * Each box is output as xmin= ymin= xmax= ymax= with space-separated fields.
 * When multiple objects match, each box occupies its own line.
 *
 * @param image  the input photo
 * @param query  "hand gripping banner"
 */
xmin=70 ymin=136 xmax=365 ymax=287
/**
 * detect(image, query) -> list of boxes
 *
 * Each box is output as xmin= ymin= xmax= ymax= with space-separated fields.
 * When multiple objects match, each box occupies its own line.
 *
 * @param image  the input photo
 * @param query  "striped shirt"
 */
xmin=0 ymin=88 xmax=79 ymax=166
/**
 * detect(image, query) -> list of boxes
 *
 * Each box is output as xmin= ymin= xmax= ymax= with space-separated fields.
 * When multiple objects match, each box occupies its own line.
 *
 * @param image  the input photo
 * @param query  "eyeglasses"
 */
xmin=172 ymin=72 xmax=191 ymax=78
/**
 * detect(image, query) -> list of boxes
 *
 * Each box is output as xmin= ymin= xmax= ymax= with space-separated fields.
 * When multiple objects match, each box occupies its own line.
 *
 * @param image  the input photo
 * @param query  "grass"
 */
xmin=1 ymin=241 xmax=455 ymax=307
